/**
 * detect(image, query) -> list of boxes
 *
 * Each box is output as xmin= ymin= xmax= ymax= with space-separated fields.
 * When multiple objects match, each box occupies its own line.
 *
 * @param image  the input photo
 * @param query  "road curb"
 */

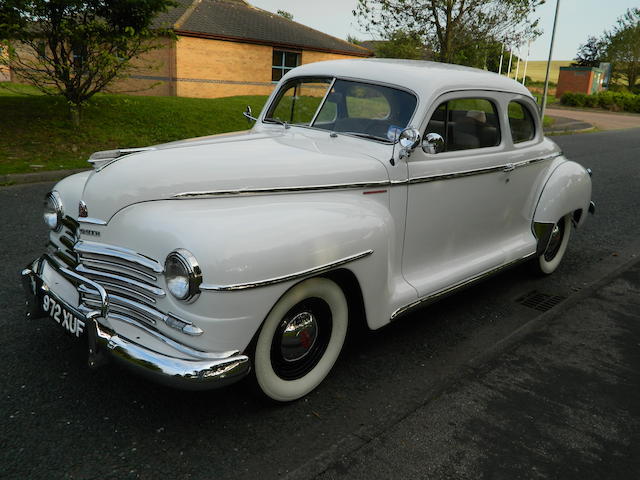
xmin=544 ymin=115 xmax=594 ymax=134
xmin=282 ymin=254 xmax=640 ymax=480
xmin=0 ymin=168 xmax=90 ymax=187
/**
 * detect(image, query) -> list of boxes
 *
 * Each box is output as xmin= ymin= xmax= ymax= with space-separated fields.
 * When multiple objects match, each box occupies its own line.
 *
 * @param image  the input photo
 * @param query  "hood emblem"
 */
xmin=79 ymin=201 xmax=88 ymax=218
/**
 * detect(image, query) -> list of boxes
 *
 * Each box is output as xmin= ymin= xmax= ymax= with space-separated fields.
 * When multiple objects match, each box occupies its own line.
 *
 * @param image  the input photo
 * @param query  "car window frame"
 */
xmin=506 ymin=95 xmax=541 ymax=148
xmin=261 ymin=75 xmax=420 ymax=144
xmin=418 ymin=90 xmax=505 ymax=158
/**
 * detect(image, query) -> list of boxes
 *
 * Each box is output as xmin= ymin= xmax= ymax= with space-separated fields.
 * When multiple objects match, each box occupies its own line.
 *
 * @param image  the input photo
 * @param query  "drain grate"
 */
xmin=516 ymin=290 xmax=567 ymax=312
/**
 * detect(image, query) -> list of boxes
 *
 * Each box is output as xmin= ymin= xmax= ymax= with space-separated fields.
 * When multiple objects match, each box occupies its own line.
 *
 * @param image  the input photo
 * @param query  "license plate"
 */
xmin=42 ymin=294 xmax=86 ymax=338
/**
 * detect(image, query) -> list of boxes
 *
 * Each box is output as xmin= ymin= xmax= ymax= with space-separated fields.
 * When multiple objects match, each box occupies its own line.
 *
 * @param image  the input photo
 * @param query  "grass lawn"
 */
xmin=524 ymin=60 xmax=573 ymax=83
xmin=0 ymin=83 xmax=269 ymax=175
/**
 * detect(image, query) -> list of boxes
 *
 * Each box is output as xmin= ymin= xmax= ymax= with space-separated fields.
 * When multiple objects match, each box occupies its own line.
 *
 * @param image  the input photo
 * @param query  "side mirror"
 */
xmin=243 ymin=105 xmax=257 ymax=124
xmin=398 ymin=127 xmax=421 ymax=159
xmin=422 ymin=132 xmax=445 ymax=154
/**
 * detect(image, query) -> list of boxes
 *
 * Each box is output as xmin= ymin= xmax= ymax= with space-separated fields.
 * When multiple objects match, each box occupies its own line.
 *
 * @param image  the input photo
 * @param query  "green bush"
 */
xmin=561 ymin=92 xmax=585 ymax=107
xmin=560 ymin=90 xmax=640 ymax=113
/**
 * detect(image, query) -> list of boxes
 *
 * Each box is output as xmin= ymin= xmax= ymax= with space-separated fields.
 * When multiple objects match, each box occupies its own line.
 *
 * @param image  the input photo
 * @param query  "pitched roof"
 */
xmin=155 ymin=0 xmax=371 ymax=57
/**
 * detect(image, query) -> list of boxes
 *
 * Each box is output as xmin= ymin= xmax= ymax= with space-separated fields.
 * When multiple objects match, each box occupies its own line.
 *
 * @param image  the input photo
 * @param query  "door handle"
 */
xmin=503 ymin=163 xmax=515 ymax=173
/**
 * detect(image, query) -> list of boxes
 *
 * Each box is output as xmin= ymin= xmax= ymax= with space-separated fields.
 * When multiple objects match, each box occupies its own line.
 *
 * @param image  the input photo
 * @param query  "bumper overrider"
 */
xmin=21 ymin=255 xmax=250 ymax=390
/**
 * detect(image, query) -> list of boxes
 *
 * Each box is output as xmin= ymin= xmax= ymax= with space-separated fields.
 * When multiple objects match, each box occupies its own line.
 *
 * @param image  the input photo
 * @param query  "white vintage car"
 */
xmin=23 ymin=59 xmax=594 ymax=402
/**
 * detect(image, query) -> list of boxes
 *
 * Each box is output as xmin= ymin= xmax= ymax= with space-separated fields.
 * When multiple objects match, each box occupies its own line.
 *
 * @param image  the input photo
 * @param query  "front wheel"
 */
xmin=533 ymin=215 xmax=572 ymax=275
xmin=252 ymin=277 xmax=349 ymax=402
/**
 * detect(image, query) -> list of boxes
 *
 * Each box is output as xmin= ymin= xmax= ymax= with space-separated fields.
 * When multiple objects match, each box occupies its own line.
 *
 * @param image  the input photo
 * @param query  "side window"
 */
xmin=508 ymin=101 xmax=536 ymax=143
xmin=425 ymin=98 xmax=501 ymax=152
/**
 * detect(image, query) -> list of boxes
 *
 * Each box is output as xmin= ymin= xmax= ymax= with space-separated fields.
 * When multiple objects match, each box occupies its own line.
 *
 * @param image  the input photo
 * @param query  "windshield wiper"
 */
xmin=264 ymin=117 xmax=290 ymax=129
xmin=338 ymin=131 xmax=390 ymax=142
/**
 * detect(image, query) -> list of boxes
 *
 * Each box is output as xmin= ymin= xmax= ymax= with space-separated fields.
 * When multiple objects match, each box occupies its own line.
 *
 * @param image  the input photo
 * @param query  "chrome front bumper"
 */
xmin=21 ymin=255 xmax=250 ymax=390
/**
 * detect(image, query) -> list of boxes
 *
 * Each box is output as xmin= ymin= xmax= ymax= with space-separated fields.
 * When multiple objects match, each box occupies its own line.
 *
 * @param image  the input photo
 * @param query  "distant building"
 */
xmin=113 ymin=0 xmax=372 ymax=98
xmin=556 ymin=66 xmax=605 ymax=97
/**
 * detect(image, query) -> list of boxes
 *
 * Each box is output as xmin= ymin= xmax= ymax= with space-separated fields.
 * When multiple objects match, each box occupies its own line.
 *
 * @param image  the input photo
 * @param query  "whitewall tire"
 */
xmin=252 ymin=277 xmax=349 ymax=402
xmin=536 ymin=215 xmax=572 ymax=275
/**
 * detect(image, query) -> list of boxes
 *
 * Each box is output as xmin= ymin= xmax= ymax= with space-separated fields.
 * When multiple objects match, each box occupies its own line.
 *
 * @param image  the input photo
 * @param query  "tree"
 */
xmin=374 ymin=30 xmax=428 ymax=60
xmin=605 ymin=8 xmax=640 ymax=88
xmin=277 ymin=9 xmax=293 ymax=21
xmin=353 ymin=0 xmax=542 ymax=65
xmin=573 ymin=36 xmax=605 ymax=67
xmin=0 ymin=0 xmax=176 ymax=125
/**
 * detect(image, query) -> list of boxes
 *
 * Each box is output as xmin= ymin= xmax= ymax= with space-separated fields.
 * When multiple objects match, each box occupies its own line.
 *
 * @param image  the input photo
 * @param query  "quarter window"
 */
xmin=272 ymin=50 xmax=300 ymax=82
xmin=508 ymin=101 xmax=536 ymax=143
xmin=425 ymin=98 xmax=500 ymax=152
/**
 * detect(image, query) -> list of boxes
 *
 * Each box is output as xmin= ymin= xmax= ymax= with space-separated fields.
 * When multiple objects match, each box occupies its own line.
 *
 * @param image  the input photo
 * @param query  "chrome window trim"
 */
xmin=391 ymin=252 xmax=536 ymax=321
xmin=201 ymin=249 xmax=374 ymax=291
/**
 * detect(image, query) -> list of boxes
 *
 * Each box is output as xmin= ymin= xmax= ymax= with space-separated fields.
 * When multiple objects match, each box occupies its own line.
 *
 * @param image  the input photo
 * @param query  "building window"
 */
xmin=272 ymin=50 xmax=300 ymax=82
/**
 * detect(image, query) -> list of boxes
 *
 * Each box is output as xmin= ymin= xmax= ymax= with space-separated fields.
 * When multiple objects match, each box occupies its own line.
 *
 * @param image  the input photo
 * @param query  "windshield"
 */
xmin=264 ymin=77 xmax=418 ymax=142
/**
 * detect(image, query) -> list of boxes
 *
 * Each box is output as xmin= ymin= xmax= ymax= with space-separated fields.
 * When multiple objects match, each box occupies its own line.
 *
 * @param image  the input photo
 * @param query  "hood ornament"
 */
xmin=79 ymin=201 xmax=88 ymax=218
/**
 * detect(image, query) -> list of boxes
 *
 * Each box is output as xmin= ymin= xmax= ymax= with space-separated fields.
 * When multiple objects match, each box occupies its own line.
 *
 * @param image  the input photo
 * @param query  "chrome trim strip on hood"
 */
xmin=201 ymin=250 xmax=373 ymax=291
xmin=172 ymin=181 xmax=391 ymax=199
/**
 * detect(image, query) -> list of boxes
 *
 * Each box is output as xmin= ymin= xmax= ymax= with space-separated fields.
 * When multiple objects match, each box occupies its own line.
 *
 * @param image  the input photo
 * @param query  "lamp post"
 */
xmin=541 ymin=0 xmax=561 ymax=120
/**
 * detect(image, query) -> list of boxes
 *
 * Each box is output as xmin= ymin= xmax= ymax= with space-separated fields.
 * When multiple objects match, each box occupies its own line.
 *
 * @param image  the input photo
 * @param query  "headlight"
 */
xmin=43 ymin=191 xmax=63 ymax=231
xmin=164 ymin=249 xmax=202 ymax=302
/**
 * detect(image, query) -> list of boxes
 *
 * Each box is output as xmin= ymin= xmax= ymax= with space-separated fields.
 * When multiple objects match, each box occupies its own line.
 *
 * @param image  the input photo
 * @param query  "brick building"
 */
xmin=556 ymin=66 xmax=605 ymax=98
xmin=112 ymin=0 xmax=372 ymax=98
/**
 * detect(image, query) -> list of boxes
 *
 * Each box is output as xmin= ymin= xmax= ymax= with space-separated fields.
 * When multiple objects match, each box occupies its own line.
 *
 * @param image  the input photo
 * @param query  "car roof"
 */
xmin=286 ymin=59 xmax=533 ymax=99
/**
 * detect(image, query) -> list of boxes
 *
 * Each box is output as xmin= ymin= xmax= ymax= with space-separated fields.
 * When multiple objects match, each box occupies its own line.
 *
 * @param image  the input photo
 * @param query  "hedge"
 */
xmin=560 ymin=91 xmax=640 ymax=113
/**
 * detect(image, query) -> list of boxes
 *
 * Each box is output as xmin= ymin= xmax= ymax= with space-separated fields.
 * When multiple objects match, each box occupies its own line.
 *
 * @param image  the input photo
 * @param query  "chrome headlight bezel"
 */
xmin=44 ymin=191 xmax=64 ymax=232
xmin=164 ymin=249 xmax=202 ymax=302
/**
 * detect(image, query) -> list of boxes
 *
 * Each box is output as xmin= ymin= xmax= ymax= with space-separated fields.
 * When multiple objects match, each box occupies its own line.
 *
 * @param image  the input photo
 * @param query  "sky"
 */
xmin=250 ymin=0 xmax=638 ymax=61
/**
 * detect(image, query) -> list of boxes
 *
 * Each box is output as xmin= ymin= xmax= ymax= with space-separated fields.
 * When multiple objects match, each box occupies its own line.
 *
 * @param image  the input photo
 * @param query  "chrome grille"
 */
xmin=75 ymin=241 xmax=167 ymax=329
xmin=48 ymin=216 xmax=79 ymax=267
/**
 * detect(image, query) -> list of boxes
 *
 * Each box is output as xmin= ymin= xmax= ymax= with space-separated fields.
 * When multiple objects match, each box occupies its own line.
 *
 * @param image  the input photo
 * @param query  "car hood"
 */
xmin=80 ymin=129 xmax=390 ymax=222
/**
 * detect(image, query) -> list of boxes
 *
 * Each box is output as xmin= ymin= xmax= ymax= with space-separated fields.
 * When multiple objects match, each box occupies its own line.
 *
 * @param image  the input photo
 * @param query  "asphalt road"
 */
xmin=1 ymin=128 xmax=639 ymax=480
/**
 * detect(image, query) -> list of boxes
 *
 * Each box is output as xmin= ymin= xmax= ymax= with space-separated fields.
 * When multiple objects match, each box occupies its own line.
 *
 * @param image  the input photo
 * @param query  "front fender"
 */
xmin=533 ymin=159 xmax=592 ymax=228
xmin=95 ymin=191 xmax=398 ymax=351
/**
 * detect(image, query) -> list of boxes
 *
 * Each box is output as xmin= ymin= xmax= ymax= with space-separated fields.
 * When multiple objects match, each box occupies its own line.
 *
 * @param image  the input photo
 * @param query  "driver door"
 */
xmin=402 ymin=92 xmax=515 ymax=297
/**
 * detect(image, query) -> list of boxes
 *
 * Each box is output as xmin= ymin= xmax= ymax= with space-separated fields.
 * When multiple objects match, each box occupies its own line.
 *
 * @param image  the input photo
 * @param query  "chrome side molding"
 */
xmin=201 ymin=250 xmax=374 ymax=291
xmin=391 ymin=252 xmax=536 ymax=321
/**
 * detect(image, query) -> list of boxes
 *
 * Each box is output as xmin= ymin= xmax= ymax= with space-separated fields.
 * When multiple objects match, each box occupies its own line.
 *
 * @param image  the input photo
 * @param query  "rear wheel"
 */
xmin=534 ymin=215 xmax=572 ymax=275
xmin=252 ymin=277 xmax=348 ymax=402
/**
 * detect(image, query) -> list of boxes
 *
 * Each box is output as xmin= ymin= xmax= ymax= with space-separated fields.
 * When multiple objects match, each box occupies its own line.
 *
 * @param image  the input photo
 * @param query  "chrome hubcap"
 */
xmin=280 ymin=311 xmax=318 ymax=362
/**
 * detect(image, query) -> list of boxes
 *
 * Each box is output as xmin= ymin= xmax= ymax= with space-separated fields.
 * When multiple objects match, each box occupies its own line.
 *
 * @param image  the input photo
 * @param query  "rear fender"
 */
xmin=532 ymin=160 xmax=592 ymax=254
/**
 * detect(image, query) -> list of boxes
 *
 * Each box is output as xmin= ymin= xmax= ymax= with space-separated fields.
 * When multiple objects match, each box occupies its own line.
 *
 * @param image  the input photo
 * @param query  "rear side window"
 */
xmin=508 ymin=101 xmax=536 ymax=143
xmin=425 ymin=98 xmax=500 ymax=152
